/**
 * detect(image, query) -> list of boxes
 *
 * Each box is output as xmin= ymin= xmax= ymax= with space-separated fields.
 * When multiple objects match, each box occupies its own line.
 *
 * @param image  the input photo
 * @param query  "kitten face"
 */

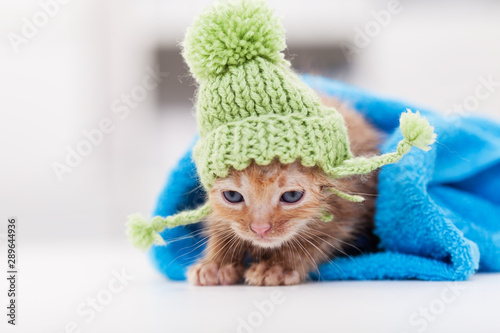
xmin=209 ymin=160 xmax=326 ymax=248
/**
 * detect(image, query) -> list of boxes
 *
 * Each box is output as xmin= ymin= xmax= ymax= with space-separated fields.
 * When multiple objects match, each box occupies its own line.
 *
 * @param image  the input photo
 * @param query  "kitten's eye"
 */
xmin=223 ymin=191 xmax=244 ymax=203
xmin=280 ymin=191 xmax=304 ymax=203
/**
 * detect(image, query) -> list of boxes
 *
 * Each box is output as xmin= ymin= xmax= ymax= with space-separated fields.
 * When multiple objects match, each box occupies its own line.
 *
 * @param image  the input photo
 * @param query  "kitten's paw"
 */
xmin=218 ymin=263 xmax=245 ymax=285
xmin=188 ymin=262 xmax=244 ymax=286
xmin=245 ymin=262 xmax=303 ymax=286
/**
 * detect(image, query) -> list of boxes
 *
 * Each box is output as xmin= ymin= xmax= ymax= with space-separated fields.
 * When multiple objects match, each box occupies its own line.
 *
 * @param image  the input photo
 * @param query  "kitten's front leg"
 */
xmin=245 ymin=261 xmax=304 ymax=286
xmin=245 ymin=248 xmax=313 ymax=286
xmin=188 ymin=261 xmax=245 ymax=286
xmin=187 ymin=231 xmax=246 ymax=286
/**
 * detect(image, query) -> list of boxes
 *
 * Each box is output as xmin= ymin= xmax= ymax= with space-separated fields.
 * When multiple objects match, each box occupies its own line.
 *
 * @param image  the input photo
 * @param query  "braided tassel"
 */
xmin=328 ymin=187 xmax=365 ymax=203
xmin=319 ymin=188 xmax=364 ymax=223
xmin=126 ymin=203 xmax=212 ymax=250
xmin=331 ymin=110 xmax=436 ymax=178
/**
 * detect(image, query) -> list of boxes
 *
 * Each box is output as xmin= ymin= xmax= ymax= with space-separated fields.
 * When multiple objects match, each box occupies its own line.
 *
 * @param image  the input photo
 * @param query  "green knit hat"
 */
xmin=126 ymin=0 xmax=436 ymax=250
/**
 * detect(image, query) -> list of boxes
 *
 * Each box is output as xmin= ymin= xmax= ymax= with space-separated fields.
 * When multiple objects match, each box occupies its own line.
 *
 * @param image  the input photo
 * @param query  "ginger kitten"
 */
xmin=188 ymin=97 xmax=381 ymax=286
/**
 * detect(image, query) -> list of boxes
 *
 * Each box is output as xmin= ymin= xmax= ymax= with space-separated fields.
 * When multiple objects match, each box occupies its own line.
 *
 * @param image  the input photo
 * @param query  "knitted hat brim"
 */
xmin=193 ymin=111 xmax=352 ymax=188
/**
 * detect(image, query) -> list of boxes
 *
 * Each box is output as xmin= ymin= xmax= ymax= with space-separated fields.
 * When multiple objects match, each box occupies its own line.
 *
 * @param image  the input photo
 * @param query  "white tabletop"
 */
xmin=1 ymin=240 xmax=499 ymax=333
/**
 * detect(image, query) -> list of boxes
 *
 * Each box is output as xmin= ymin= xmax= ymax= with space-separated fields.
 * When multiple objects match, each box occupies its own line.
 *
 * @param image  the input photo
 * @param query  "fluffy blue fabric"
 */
xmin=150 ymin=76 xmax=500 ymax=281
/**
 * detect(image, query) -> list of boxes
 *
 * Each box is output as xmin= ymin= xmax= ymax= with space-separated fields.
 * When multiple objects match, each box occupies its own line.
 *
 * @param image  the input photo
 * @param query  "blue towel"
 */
xmin=150 ymin=75 xmax=500 ymax=281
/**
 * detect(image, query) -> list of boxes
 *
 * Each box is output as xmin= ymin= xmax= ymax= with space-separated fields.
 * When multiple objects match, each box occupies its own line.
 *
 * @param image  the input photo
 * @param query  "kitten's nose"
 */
xmin=250 ymin=224 xmax=271 ymax=237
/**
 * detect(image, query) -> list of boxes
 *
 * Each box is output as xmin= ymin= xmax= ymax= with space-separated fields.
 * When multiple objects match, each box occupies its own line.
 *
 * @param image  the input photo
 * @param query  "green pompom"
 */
xmin=126 ymin=214 xmax=165 ymax=250
xmin=182 ymin=0 xmax=286 ymax=80
xmin=400 ymin=109 xmax=437 ymax=151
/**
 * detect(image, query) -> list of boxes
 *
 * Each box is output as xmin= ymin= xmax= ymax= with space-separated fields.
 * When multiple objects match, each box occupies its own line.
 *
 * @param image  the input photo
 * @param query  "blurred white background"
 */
xmin=1 ymin=1 xmax=499 ymax=332
xmin=1 ymin=0 xmax=499 ymax=242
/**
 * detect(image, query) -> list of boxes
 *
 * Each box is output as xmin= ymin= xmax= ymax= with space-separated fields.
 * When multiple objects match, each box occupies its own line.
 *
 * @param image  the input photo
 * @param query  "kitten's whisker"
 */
xmin=219 ymin=234 xmax=241 ymax=265
xmin=168 ymin=230 xmax=234 ymax=267
xmin=328 ymin=187 xmax=378 ymax=198
xmin=162 ymin=229 xmax=210 ymax=245
xmin=167 ymin=230 xmax=228 ymax=251
xmin=299 ymin=231 xmax=364 ymax=278
xmin=283 ymin=242 xmax=292 ymax=268
xmin=310 ymin=228 xmax=364 ymax=255
xmin=167 ymin=237 xmax=210 ymax=268
xmin=286 ymin=239 xmax=307 ymax=277
xmin=233 ymin=238 xmax=247 ymax=262
xmin=290 ymin=237 xmax=320 ymax=277
xmin=292 ymin=237 xmax=323 ymax=283
xmin=296 ymin=233 xmax=347 ymax=280
xmin=300 ymin=229 xmax=358 ymax=263
xmin=184 ymin=183 xmax=205 ymax=195
xmin=164 ymin=224 xmax=228 ymax=242
xmin=295 ymin=233 xmax=329 ymax=261
xmin=348 ymin=192 xmax=378 ymax=197
xmin=208 ymin=232 xmax=238 ymax=263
